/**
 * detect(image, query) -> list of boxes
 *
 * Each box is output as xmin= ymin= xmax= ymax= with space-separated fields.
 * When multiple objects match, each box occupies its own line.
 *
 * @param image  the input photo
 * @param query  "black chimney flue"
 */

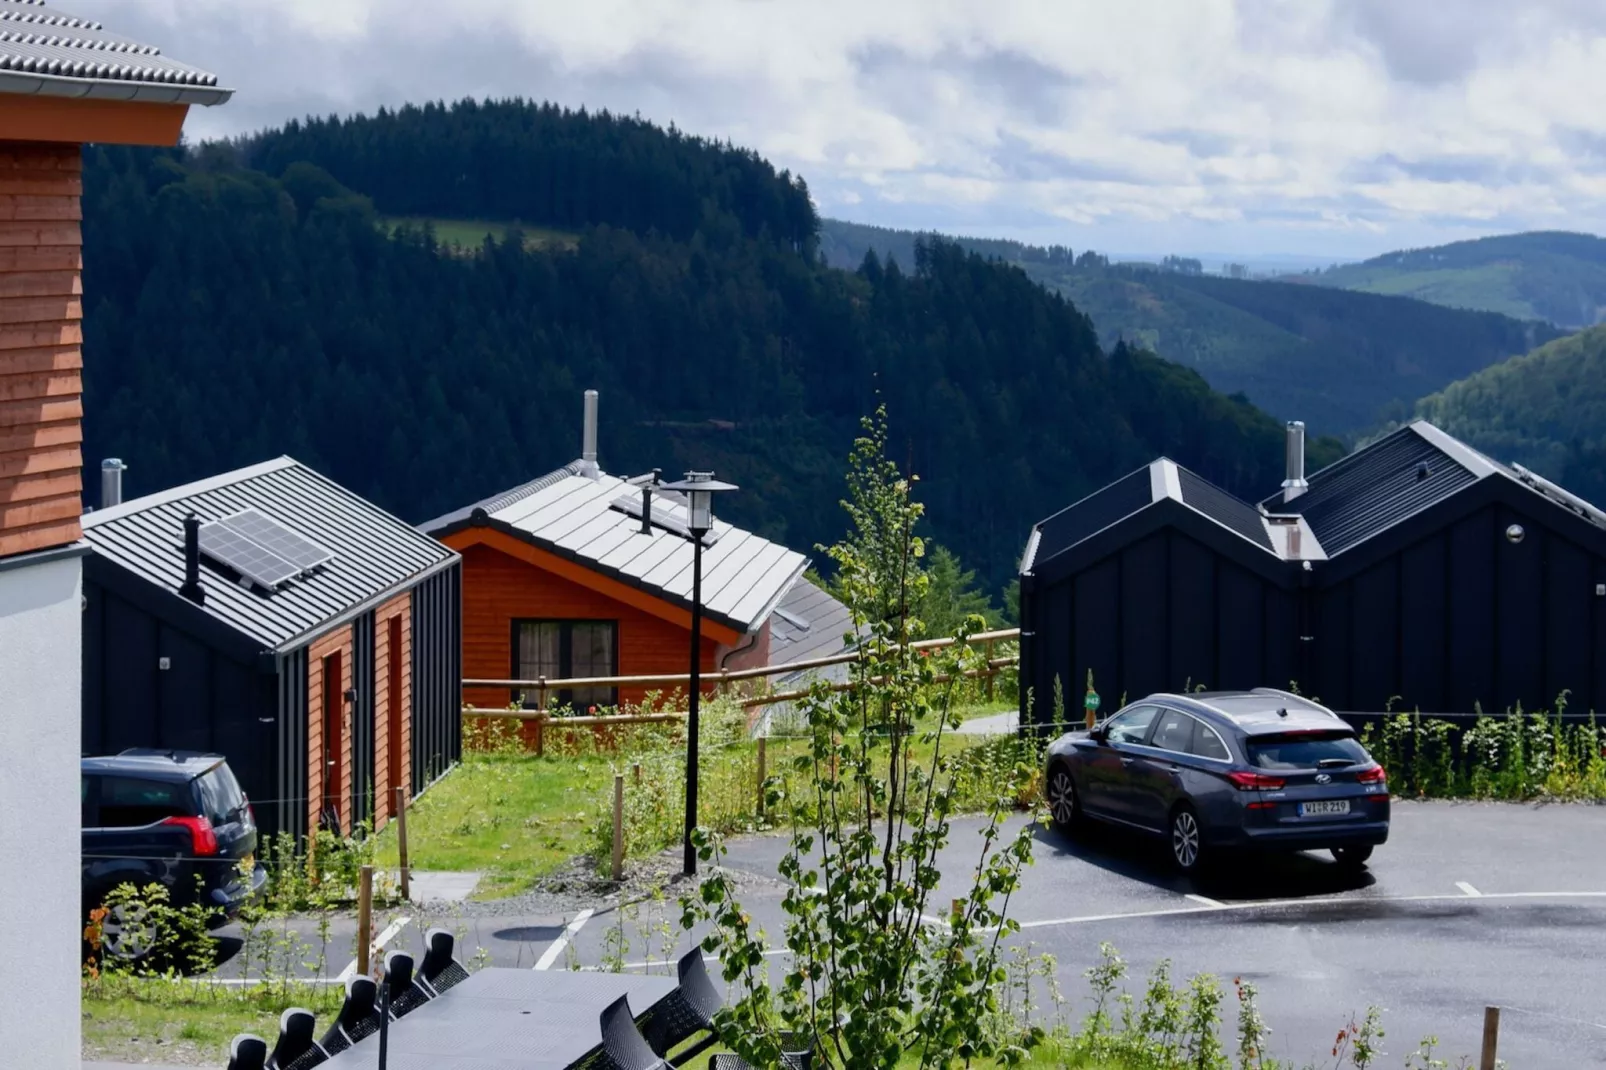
xmin=640 ymin=468 xmax=661 ymax=534
xmin=179 ymin=513 xmax=205 ymax=605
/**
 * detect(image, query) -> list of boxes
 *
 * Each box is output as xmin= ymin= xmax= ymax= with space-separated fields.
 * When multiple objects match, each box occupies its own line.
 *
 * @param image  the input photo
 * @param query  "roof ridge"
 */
xmin=476 ymin=461 xmax=587 ymax=516
xmin=83 ymin=456 xmax=298 ymax=526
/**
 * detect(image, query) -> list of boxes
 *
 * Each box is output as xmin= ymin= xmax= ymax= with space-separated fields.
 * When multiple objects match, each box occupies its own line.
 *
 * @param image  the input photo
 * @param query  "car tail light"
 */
xmin=162 ymin=815 xmax=219 ymax=856
xmin=1227 ymin=770 xmax=1286 ymax=791
xmin=1356 ymin=765 xmax=1387 ymax=784
xmin=245 ymin=795 xmax=257 ymax=827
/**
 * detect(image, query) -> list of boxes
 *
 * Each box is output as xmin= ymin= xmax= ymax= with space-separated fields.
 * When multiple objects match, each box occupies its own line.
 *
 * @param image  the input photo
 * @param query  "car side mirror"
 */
xmin=1089 ymin=724 xmax=1108 ymax=743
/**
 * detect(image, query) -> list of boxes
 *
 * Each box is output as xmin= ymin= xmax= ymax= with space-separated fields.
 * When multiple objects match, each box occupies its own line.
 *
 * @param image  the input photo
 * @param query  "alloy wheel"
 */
xmin=100 ymin=900 xmax=157 ymax=962
xmin=1047 ymin=769 xmax=1077 ymax=828
xmin=1171 ymin=809 xmax=1201 ymax=870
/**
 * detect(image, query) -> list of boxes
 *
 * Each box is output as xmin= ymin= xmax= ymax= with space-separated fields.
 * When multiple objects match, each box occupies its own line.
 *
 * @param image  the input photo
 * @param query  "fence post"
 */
xmin=984 ymin=639 xmax=996 ymax=702
xmin=395 ymin=787 xmax=410 ymax=902
xmin=633 ymin=762 xmax=642 ymax=785
xmin=757 ymin=736 xmax=767 ymax=816
xmin=357 ymin=864 xmax=374 ymax=977
xmin=1480 ymin=1006 xmax=1500 ymax=1070
xmin=611 ymin=773 xmax=625 ymax=882
xmin=535 ymin=679 xmax=549 ymax=758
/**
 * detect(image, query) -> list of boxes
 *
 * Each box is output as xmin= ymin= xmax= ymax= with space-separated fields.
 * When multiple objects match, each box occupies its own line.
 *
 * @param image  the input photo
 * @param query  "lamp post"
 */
xmin=659 ymin=471 xmax=738 ymax=876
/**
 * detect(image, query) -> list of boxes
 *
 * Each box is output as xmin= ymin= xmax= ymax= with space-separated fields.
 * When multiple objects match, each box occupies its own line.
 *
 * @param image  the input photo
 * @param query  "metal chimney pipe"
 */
xmin=640 ymin=468 xmax=660 ymax=534
xmin=1281 ymin=421 xmax=1308 ymax=503
xmin=178 ymin=513 xmax=205 ymax=605
xmin=581 ymin=389 xmax=599 ymax=477
xmin=101 ymin=458 xmax=126 ymax=508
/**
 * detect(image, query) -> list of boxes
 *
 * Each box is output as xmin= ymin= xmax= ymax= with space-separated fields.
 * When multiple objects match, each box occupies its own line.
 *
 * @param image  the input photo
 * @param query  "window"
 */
xmin=1246 ymin=732 xmax=1368 ymax=770
xmin=1103 ymin=705 xmax=1159 ymax=745
xmin=193 ymin=765 xmax=246 ymax=825
xmin=1189 ymin=720 xmax=1232 ymax=761
xmin=1149 ymin=709 xmax=1195 ymax=753
xmin=514 ymin=620 xmax=618 ymax=710
xmin=96 ymin=777 xmax=190 ymax=828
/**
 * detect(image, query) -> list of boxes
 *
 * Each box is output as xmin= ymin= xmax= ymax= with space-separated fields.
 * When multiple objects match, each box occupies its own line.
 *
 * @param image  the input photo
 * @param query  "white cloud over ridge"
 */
xmin=98 ymin=0 xmax=1606 ymax=259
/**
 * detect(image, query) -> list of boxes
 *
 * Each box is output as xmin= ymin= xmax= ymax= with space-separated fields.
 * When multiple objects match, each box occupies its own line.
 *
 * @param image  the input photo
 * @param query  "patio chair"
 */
xmin=417 ymin=927 xmax=471 ymax=996
xmin=266 ymin=1008 xmax=325 ymax=1069
xmin=225 ymin=1033 xmax=269 ymax=1070
xmin=317 ymin=975 xmax=380 ymax=1055
xmin=637 ymin=949 xmax=724 ymax=1060
xmin=709 ymin=1045 xmax=814 ymax=1070
xmin=383 ymin=949 xmax=431 ymax=1019
xmin=594 ymin=994 xmax=671 ymax=1070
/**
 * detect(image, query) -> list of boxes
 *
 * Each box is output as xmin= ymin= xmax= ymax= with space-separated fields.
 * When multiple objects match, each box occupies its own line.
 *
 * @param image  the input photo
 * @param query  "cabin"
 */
xmin=81 ymin=458 xmax=462 ymax=840
xmin=1019 ymin=421 xmax=1606 ymax=727
xmin=423 ymin=391 xmax=811 ymax=724
xmin=0 ymin=6 xmax=230 ymax=1060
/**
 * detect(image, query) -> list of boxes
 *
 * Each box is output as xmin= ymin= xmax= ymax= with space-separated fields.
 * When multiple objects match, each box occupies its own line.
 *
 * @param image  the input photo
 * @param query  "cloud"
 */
xmin=99 ymin=0 xmax=1606 ymax=257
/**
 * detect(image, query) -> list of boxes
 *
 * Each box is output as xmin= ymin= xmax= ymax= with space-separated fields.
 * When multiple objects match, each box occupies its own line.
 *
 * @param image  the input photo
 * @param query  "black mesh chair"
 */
xmin=267 ymin=1008 xmax=324 ymax=1069
xmin=226 ymin=1034 xmax=268 ymax=1070
xmin=317 ymin=975 xmax=380 ymax=1055
xmin=709 ymin=1041 xmax=815 ymax=1070
xmin=594 ymin=995 xmax=671 ymax=1070
xmin=383 ymin=949 xmax=431 ymax=1020
xmin=417 ymin=927 xmax=471 ymax=996
xmin=638 ymin=949 xmax=724 ymax=1060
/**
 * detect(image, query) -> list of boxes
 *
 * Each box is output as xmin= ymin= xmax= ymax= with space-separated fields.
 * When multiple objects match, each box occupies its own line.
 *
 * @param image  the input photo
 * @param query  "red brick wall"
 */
xmin=0 ymin=143 xmax=81 ymax=558
xmin=306 ymin=626 xmax=354 ymax=837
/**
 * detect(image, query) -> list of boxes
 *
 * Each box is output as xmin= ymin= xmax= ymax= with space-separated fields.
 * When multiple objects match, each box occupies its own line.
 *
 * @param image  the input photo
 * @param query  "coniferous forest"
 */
xmin=80 ymin=99 xmax=1343 ymax=594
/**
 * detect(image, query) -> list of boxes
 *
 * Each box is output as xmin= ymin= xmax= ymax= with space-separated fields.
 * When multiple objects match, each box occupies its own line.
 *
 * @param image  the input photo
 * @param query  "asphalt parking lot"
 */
xmin=212 ymin=801 xmax=1606 ymax=1067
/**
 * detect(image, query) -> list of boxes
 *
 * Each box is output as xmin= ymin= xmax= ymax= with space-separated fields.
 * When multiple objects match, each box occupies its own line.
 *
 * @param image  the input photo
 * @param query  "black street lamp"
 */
xmin=659 ymin=470 xmax=738 ymax=876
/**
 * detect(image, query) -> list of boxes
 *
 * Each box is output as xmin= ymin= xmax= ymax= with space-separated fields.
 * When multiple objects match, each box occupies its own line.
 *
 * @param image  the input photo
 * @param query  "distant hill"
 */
xmin=821 ymin=219 xmax=1560 ymax=436
xmin=1295 ymin=231 xmax=1606 ymax=329
xmin=1410 ymin=324 xmax=1606 ymax=505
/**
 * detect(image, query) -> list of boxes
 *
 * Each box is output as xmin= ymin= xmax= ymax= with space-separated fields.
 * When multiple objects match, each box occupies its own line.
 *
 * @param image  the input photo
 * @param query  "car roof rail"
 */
xmin=1250 ymin=687 xmax=1342 ymax=719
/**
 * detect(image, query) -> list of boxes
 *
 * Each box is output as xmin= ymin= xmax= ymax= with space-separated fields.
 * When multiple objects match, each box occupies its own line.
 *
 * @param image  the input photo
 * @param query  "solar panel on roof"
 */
xmin=221 ymin=508 xmax=334 ymax=571
xmin=199 ymin=521 xmax=299 ymax=589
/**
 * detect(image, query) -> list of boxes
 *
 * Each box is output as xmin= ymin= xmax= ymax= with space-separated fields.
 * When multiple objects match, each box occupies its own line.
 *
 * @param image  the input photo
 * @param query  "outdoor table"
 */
xmin=319 ymin=967 xmax=680 ymax=1069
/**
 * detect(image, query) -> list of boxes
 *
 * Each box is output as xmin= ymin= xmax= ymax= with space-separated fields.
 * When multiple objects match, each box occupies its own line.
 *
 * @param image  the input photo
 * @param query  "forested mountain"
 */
xmin=820 ymin=219 xmax=1558 ymax=436
xmin=81 ymin=101 xmax=1340 ymax=593
xmin=1297 ymin=231 xmax=1606 ymax=328
xmin=1406 ymin=325 xmax=1606 ymax=505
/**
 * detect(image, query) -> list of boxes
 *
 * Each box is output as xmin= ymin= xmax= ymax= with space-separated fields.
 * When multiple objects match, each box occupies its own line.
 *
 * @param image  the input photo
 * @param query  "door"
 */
xmin=1127 ymin=707 xmax=1196 ymax=829
xmin=321 ymin=651 xmax=344 ymax=835
xmin=1083 ymin=705 xmax=1160 ymax=821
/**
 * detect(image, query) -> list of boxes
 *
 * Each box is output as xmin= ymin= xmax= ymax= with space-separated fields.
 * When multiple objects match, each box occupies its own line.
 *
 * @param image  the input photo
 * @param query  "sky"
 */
xmin=90 ymin=0 xmax=1606 ymax=264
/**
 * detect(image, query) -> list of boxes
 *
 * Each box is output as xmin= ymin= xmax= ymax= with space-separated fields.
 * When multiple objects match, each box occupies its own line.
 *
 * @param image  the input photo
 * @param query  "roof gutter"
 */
xmin=0 ymin=69 xmax=232 ymax=106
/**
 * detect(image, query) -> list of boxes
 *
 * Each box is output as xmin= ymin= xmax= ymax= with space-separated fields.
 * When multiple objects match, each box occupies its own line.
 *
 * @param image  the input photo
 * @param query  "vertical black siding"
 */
xmin=1215 ymin=561 xmax=1263 ymax=688
xmin=276 ymin=648 xmax=308 ymax=842
xmin=1399 ymin=537 xmax=1448 ymax=712
xmin=1168 ymin=536 xmax=1214 ymax=690
xmin=1120 ymin=535 xmax=1167 ymax=695
xmin=410 ymin=562 xmax=462 ymax=794
xmin=1495 ymin=505 xmax=1544 ymax=710
xmin=1446 ymin=510 xmax=1496 ymax=711
xmin=1072 ymin=558 xmax=1119 ymax=705
xmin=1349 ymin=559 xmax=1399 ymax=709
xmin=1264 ymin=587 xmax=1297 ymax=693
xmin=352 ymin=612 xmax=376 ymax=829
xmin=1543 ymin=533 xmax=1591 ymax=709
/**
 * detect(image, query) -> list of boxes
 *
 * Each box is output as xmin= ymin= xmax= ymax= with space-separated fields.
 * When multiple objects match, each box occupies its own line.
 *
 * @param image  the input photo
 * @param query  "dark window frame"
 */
xmin=510 ymin=618 xmax=620 ymax=711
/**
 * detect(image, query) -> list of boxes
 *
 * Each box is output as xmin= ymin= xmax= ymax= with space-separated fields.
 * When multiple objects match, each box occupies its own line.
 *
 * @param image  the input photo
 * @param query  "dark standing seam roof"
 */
xmin=1177 ymin=468 xmax=1274 ymax=551
xmin=1033 ymin=466 xmax=1154 ymax=566
xmin=83 ymin=458 xmax=458 ymax=651
xmin=1263 ymin=426 xmax=1479 ymax=555
xmin=769 ymin=578 xmax=858 ymax=666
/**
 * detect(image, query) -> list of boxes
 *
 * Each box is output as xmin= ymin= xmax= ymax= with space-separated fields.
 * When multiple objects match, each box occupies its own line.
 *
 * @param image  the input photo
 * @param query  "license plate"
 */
xmin=1299 ymin=800 xmax=1350 ymax=816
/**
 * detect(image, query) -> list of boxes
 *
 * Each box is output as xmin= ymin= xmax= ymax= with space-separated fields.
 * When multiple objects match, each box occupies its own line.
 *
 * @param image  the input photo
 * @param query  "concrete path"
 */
xmin=956 ymin=709 xmax=1017 ymax=734
xmin=402 ymin=869 xmax=482 ymax=903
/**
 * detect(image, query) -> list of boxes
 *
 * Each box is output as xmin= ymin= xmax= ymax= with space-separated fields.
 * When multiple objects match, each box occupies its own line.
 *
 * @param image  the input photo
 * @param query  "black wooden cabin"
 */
xmin=1019 ymin=422 xmax=1606 ymax=727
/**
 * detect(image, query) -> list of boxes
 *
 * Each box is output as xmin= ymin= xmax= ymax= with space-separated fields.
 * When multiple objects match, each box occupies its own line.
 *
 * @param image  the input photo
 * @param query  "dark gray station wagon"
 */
xmin=1043 ymin=689 xmax=1389 ymax=872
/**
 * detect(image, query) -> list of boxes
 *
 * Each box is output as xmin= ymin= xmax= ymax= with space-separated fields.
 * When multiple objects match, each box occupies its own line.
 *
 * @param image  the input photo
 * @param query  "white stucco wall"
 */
xmin=0 ymin=552 xmax=83 ymax=1069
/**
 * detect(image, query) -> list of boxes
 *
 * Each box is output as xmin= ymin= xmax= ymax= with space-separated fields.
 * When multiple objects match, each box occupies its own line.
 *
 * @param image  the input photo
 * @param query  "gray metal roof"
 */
xmin=424 ymin=465 xmax=809 ymax=635
xmin=0 ymin=0 xmax=230 ymax=106
xmin=769 ymin=577 xmax=859 ymax=682
xmin=84 ymin=458 xmax=457 ymax=652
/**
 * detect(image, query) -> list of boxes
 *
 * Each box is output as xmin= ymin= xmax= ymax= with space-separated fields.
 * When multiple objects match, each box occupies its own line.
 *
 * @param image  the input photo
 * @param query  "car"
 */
xmin=1042 ymin=689 xmax=1389 ymax=873
xmin=81 ymin=749 xmax=267 ymax=960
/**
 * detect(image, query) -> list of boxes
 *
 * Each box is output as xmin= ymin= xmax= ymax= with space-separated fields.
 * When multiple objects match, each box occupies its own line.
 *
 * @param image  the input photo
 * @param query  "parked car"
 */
xmin=1042 ymin=689 xmax=1389 ymax=873
xmin=82 ymin=749 xmax=267 ymax=960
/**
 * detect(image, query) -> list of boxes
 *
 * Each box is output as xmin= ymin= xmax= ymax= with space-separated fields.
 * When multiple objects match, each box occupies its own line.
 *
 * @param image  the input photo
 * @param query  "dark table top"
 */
xmin=319 ymin=968 xmax=680 ymax=1069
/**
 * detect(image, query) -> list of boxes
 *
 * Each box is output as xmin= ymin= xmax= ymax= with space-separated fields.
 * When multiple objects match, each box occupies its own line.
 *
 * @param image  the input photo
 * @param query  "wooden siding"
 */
xmin=372 ymin=591 xmax=412 ymax=829
xmin=0 ymin=96 xmax=189 ymax=146
xmin=306 ymin=627 xmax=355 ymax=838
xmin=459 ymin=541 xmax=720 ymax=720
xmin=0 ymin=143 xmax=81 ymax=558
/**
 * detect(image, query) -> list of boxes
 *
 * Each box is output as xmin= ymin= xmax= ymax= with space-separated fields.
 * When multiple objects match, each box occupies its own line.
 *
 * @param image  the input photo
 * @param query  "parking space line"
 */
xmin=534 ymin=908 xmax=594 ymax=971
xmin=1185 ymin=893 xmax=1226 ymax=908
xmin=1456 ymin=881 xmax=1482 ymax=897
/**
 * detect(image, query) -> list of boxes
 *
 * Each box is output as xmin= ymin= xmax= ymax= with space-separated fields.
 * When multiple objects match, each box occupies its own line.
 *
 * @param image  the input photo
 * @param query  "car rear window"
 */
xmin=96 ymin=776 xmax=191 ymax=827
xmin=1247 ymin=733 xmax=1369 ymax=770
xmin=193 ymin=764 xmax=246 ymax=825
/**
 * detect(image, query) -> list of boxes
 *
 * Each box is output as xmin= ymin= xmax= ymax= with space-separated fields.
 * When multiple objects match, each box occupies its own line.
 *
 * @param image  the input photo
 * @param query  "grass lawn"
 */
xmin=82 ymin=979 xmax=342 ymax=1066
xmin=379 ymin=215 xmax=579 ymax=252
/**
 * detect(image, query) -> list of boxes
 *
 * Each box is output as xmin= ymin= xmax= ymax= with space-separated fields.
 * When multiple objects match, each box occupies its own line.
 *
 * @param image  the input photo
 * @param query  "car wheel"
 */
xmin=1332 ymin=845 xmax=1374 ymax=869
xmin=1045 ymin=765 xmax=1084 ymax=835
xmin=98 ymin=900 xmax=158 ymax=963
xmin=1170 ymin=805 xmax=1205 ymax=873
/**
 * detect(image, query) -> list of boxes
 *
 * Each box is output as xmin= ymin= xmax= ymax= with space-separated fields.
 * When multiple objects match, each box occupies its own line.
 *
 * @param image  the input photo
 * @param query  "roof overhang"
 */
xmin=440 ymin=523 xmax=750 ymax=646
xmin=0 ymin=91 xmax=191 ymax=144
